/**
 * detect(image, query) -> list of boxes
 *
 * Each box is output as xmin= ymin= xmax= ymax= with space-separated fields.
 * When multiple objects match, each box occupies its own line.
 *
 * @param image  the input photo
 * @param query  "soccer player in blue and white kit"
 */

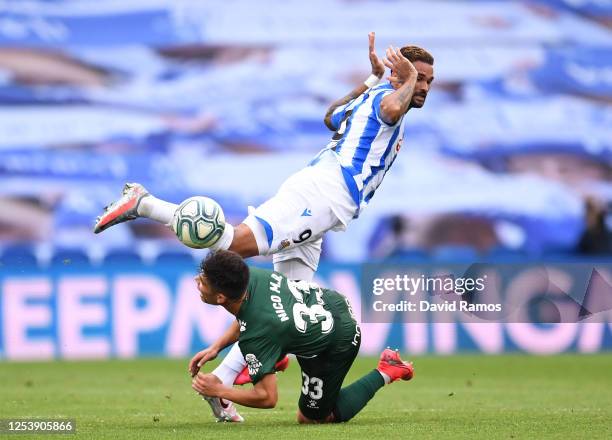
xmin=94 ymin=33 xmax=434 ymax=422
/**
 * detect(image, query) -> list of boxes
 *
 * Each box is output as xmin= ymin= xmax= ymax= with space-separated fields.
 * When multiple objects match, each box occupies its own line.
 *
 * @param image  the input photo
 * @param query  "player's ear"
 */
xmin=215 ymin=292 xmax=229 ymax=305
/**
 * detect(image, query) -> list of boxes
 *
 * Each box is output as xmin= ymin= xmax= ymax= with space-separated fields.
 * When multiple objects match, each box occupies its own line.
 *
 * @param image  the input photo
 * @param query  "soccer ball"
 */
xmin=172 ymin=196 xmax=225 ymax=249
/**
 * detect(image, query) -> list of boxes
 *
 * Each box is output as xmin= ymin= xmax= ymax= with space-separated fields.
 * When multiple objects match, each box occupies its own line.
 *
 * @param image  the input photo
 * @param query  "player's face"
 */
xmin=410 ymin=61 xmax=434 ymax=108
xmin=195 ymin=273 xmax=218 ymax=305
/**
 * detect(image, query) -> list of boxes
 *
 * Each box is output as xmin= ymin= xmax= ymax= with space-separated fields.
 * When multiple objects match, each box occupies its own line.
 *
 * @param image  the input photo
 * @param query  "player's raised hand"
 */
xmin=368 ymin=32 xmax=385 ymax=78
xmin=387 ymin=71 xmax=403 ymax=89
xmin=383 ymin=46 xmax=417 ymax=83
xmin=188 ymin=346 xmax=219 ymax=377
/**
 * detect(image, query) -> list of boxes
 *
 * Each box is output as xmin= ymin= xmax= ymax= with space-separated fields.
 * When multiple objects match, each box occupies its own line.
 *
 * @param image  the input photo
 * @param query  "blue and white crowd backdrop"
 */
xmin=0 ymin=0 xmax=610 ymax=260
xmin=0 ymin=0 xmax=611 ymax=359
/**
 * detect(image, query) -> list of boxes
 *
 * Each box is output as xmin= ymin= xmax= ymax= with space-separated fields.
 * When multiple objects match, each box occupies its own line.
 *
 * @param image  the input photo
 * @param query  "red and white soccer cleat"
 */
xmin=233 ymin=355 xmax=290 ymax=386
xmin=93 ymin=183 xmax=150 ymax=234
xmin=377 ymin=348 xmax=414 ymax=382
xmin=202 ymin=396 xmax=244 ymax=423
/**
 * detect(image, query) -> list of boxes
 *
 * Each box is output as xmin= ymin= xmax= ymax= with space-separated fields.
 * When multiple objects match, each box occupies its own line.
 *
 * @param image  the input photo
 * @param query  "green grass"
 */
xmin=1 ymin=355 xmax=611 ymax=439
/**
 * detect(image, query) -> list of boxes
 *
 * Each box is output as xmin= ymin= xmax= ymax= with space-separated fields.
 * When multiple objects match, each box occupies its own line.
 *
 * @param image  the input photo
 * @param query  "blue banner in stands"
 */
xmin=0 ymin=9 xmax=182 ymax=47
xmin=530 ymin=48 xmax=612 ymax=98
xmin=531 ymin=0 xmax=612 ymax=17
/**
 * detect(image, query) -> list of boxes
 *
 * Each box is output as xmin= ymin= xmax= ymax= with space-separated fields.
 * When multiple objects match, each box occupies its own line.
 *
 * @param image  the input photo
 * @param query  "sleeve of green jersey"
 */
xmin=238 ymin=338 xmax=282 ymax=384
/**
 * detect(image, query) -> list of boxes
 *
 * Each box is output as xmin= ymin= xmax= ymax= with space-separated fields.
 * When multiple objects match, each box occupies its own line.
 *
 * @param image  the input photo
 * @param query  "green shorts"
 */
xmin=297 ymin=293 xmax=361 ymax=420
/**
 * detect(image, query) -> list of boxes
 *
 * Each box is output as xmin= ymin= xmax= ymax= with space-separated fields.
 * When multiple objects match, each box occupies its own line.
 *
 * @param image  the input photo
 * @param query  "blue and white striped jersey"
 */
xmin=310 ymin=82 xmax=407 ymax=216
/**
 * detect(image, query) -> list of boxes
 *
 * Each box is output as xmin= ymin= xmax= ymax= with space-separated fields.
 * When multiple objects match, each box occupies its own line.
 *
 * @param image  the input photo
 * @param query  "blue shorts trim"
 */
xmin=254 ymin=215 xmax=274 ymax=248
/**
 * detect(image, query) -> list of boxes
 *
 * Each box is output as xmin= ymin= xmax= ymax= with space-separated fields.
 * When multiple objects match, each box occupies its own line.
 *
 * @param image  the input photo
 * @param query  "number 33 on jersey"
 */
xmin=236 ymin=268 xmax=353 ymax=383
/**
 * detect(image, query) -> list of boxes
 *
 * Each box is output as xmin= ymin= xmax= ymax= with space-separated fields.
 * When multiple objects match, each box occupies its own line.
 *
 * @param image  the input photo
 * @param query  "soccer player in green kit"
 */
xmin=189 ymin=250 xmax=414 ymax=423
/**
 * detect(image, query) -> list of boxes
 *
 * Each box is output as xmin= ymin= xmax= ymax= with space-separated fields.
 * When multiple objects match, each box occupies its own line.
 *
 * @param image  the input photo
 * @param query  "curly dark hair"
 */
xmin=200 ymin=250 xmax=250 ymax=300
xmin=400 ymin=46 xmax=434 ymax=65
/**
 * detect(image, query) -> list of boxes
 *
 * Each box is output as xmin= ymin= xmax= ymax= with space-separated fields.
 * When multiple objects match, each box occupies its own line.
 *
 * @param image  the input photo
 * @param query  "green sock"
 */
xmin=333 ymin=369 xmax=385 ymax=422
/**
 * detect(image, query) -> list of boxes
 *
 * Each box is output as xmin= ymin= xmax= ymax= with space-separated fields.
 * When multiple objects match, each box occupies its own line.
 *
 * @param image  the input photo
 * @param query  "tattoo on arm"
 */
xmin=395 ymin=82 xmax=415 ymax=107
xmin=324 ymin=84 xmax=368 ymax=130
xmin=380 ymin=78 xmax=416 ymax=125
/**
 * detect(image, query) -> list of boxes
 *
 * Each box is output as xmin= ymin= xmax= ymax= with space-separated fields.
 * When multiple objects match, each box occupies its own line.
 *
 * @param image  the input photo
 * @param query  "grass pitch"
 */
xmin=1 ymin=355 xmax=611 ymax=439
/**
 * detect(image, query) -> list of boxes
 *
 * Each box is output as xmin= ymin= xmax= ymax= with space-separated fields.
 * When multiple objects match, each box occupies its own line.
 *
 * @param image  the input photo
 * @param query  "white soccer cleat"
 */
xmin=93 ymin=183 xmax=150 ymax=234
xmin=203 ymin=396 xmax=244 ymax=423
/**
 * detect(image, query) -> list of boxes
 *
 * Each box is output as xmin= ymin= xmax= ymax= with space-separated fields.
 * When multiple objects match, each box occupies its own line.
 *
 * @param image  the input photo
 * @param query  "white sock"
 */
xmin=377 ymin=370 xmax=392 ymax=385
xmin=212 ymin=343 xmax=246 ymax=386
xmin=209 ymin=223 xmax=235 ymax=251
xmin=137 ymin=196 xmax=177 ymax=225
xmin=274 ymin=258 xmax=315 ymax=282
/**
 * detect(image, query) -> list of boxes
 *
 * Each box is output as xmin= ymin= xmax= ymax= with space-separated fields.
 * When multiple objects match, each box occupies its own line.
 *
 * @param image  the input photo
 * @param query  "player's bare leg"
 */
xmin=227 ymin=224 xmax=258 ymax=257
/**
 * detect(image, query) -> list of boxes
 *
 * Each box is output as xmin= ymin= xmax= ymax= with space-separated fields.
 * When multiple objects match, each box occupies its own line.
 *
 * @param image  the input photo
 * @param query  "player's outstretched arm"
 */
xmin=323 ymin=31 xmax=385 ymax=130
xmin=188 ymin=320 xmax=240 ymax=377
xmin=379 ymin=46 xmax=418 ymax=125
xmin=193 ymin=372 xmax=278 ymax=409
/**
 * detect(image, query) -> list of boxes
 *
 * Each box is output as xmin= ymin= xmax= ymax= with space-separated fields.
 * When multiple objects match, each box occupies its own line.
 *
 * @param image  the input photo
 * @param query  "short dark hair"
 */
xmin=400 ymin=46 xmax=434 ymax=65
xmin=200 ymin=250 xmax=250 ymax=300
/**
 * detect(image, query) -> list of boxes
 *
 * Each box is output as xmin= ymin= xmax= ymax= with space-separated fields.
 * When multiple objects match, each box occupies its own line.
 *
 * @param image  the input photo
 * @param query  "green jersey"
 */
xmin=237 ymin=267 xmax=356 ymax=384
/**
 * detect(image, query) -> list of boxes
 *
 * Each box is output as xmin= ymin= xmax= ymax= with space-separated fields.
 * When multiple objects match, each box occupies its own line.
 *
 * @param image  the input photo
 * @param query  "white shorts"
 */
xmin=243 ymin=156 xmax=356 ymax=271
